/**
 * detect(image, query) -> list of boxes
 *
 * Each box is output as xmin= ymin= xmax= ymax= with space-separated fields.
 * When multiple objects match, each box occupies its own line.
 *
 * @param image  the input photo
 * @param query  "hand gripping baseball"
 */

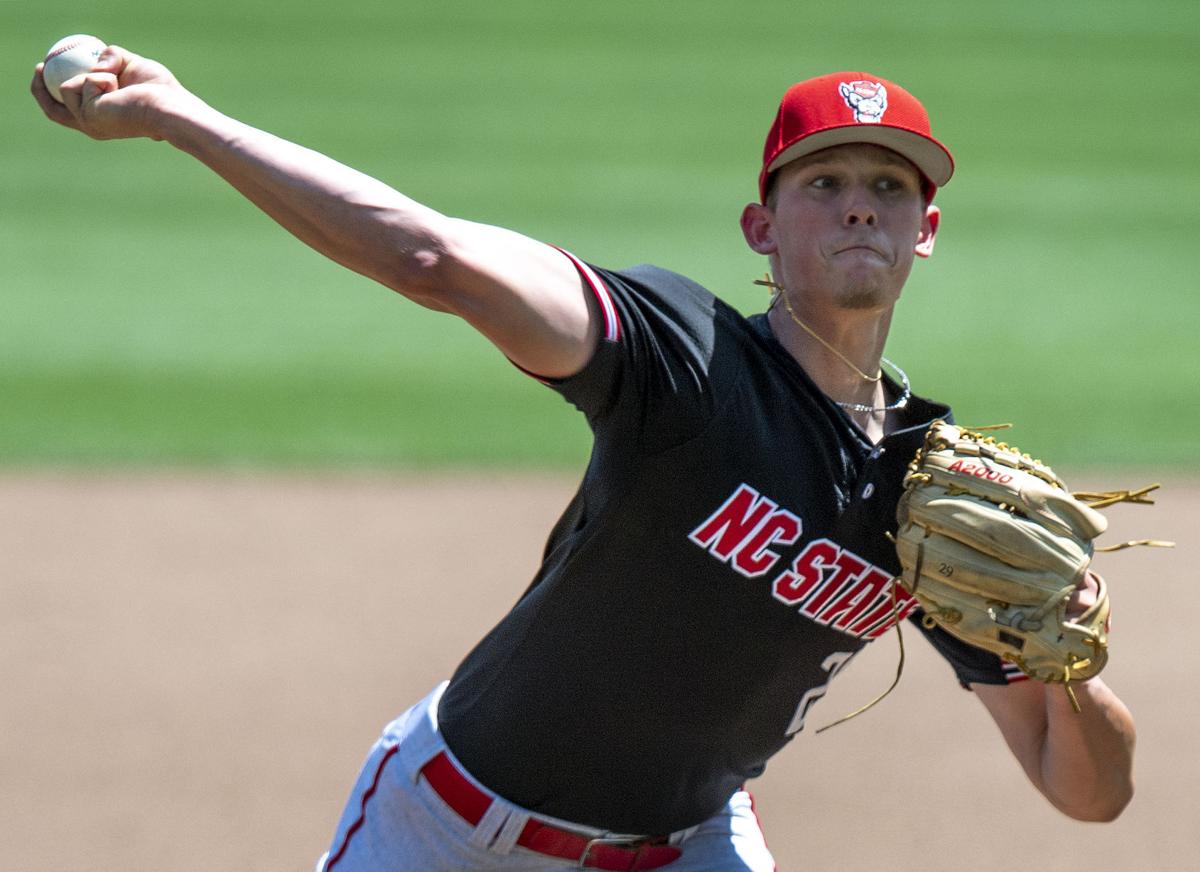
xmin=31 ymin=45 xmax=189 ymax=141
xmin=894 ymin=420 xmax=1173 ymax=710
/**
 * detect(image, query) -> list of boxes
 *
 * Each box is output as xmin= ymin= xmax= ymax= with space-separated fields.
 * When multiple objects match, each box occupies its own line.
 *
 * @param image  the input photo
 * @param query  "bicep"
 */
xmin=423 ymin=218 xmax=603 ymax=380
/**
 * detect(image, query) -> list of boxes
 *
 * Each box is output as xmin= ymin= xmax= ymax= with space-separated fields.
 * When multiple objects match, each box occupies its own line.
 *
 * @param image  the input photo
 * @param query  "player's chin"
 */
xmin=833 ymin=280 xmax=901 ymax=311
xmin=837 ymin=267 xmax=910 ymax=310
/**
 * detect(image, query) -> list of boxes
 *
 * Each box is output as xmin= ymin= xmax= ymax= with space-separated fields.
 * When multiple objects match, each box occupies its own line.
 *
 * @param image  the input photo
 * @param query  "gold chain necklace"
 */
xmin=755 ymin=273 xmax=879 ymax=383
xmin=754 ymin=274 xmax=912 ymax=414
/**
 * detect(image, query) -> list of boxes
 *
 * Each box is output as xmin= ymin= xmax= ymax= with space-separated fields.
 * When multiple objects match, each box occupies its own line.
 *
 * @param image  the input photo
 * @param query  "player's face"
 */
xmin=747 ymin=144 xmax=938 ymax=311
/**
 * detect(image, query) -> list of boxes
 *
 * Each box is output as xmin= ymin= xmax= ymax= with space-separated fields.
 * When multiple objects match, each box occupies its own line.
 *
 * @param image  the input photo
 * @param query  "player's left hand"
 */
xmin=1067 ymin=571 xmax=1110 ymax=631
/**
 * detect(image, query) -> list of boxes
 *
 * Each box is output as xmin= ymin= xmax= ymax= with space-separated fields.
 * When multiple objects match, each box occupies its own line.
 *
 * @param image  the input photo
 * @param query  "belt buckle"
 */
xmin=579 ymin=835 xmax=647 ymax=869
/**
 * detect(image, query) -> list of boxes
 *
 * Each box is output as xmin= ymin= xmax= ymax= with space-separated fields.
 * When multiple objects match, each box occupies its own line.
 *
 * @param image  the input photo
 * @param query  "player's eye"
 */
xmin=876 ymin=174 xmax=916 ymax=195
xmin=809 ymin=175 xmax=838 ymax=190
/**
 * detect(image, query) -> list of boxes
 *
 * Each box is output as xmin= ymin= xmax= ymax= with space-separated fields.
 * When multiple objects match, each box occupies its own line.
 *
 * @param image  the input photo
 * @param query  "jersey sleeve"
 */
xmin=543 ymin=251 xmax=743 ymax=453
xmin=911 ymin=613 xmax=1028 ymax=687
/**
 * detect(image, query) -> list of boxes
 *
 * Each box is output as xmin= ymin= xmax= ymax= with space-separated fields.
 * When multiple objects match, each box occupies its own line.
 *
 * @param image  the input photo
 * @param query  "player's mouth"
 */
xmin=833 ymin=243 xmax=889 ymax=262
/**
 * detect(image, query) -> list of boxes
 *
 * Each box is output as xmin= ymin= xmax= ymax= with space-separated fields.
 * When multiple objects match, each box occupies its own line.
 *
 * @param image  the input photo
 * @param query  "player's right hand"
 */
xmin=31 ymin=45 xmax=194 ymax=142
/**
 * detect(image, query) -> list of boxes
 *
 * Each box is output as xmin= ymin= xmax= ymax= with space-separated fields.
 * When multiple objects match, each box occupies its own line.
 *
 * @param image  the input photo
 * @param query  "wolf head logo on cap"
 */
xmin=839 ymin=80 xmax=888 ymax=123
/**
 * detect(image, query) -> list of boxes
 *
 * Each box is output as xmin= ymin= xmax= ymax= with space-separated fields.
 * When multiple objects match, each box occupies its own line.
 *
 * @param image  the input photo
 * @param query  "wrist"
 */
xmin=1045 ymin=673 xmax=1108 ymax=714
xmin=152 ymin=88 xmax=220 ymax=147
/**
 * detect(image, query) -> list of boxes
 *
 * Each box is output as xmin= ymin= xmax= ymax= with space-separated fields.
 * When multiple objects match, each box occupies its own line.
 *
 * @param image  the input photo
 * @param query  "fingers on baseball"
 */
xmin=31 ymin=66 xmax=78 ymax=127
xmin=95 ymin=44 xmax=133 ymax=77
xmin=57 ymin=74 xmax=89 ymax=114
xmin=82 ymin=73 xmax=120 ymax=100
xmin=96 ymin=44 xmax=122 ymax=69
xmin=58 ymin=72 xmax=120 ymax=124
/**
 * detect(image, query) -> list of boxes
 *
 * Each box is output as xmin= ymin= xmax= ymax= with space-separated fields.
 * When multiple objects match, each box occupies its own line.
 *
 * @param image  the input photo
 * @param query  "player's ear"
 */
xmin=741 ymin=202 xmax=777 ymax=255
xmin=914 ymin=204 xmax=939 ymax=259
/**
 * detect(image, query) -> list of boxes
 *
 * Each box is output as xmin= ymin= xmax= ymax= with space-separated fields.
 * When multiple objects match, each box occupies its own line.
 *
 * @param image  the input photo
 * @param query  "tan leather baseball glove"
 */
xmin=895 ymin=420 xmax=1169 ymax=709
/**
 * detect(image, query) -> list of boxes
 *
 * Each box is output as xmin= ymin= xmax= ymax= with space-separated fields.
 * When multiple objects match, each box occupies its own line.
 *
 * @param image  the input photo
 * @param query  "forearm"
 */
xmin=1036 ymin=678 xmax=1135 ymax=821
xmin=976 ymin=675 xmax=1135 ymax=822
xmin=154 ymin=92 xmax=450 ymax=300
xmin=35 ymin=45 xmax=600 ymax=376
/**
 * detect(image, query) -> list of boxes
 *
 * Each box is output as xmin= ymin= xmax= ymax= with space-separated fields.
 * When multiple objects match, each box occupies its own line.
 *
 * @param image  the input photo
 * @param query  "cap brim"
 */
xmin=766 ymin=125 xmax=954 ymax=188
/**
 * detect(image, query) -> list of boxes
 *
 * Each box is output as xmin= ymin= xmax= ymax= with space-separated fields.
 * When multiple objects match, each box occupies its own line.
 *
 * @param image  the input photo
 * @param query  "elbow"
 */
xmin=1064 ymin=801 xmax=1130 ymax=824
xmin=1092 ymin=778 xmax=1135 ymax=822
xmin=1056 ymin=778 xmax=1135 ymax=823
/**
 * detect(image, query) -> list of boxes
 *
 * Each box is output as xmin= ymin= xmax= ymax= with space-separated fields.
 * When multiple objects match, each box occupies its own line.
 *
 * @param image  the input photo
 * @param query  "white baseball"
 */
xmin=42 ymin=34 xmax=107 ymax=103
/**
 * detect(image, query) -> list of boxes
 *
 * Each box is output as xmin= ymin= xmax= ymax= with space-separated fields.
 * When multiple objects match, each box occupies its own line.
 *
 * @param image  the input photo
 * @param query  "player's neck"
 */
xmin=767 ymin=299 xmax=893 ymax=402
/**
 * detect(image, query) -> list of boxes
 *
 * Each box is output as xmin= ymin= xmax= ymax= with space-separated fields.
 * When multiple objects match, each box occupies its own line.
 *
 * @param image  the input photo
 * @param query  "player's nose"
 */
xmin=843 ymin=195 xmax=877 ymax=227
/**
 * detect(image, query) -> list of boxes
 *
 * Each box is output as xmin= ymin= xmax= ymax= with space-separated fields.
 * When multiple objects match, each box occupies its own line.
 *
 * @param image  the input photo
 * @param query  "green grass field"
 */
xmin=4 ymin=1 xmax=1197 ymax=469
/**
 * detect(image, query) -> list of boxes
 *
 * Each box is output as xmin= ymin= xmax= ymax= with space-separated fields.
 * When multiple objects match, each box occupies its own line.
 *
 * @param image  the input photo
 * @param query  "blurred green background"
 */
xmin=3 ymin=1 xmax=1197 ymax=470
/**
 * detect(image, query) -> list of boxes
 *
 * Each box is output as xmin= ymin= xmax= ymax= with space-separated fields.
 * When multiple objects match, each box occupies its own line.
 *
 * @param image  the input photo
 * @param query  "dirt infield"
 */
xmin=2 ymin=472 xmax=1195 ymax=871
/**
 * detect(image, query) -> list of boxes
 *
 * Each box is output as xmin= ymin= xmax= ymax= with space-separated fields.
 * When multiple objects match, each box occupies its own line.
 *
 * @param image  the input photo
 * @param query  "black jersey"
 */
xmin=438 ymin=260 xmax=1015 ymax=835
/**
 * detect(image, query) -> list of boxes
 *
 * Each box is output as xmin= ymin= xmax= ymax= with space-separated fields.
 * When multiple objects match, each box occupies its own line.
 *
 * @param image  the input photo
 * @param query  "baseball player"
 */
xmin=34 ymin=49 xmax=1136 ymax=872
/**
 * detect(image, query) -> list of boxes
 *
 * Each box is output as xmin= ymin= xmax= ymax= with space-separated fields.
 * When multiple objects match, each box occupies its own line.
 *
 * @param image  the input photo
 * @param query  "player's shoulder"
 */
xmin=600 ymin=263 xmax=750 ymax=331
xmin=606 ymin=263 xmax=714 ymax=301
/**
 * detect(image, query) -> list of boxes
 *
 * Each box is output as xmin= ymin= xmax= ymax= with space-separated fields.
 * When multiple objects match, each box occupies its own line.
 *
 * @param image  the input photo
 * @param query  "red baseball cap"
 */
xmin=758 ymin=72 xmax=954 ymax=202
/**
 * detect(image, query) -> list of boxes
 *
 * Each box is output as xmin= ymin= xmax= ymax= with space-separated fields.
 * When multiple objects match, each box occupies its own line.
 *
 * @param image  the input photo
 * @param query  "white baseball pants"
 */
xmin=315 ymin=682 xmax=776 ymax=871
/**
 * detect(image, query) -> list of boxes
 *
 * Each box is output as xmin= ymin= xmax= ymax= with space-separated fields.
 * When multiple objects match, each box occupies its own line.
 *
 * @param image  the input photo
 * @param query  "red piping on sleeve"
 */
xmin=509 ymin=247 xmax=623 ymax=384
xmin=552 ymin=246 xmax=621 ymax=343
